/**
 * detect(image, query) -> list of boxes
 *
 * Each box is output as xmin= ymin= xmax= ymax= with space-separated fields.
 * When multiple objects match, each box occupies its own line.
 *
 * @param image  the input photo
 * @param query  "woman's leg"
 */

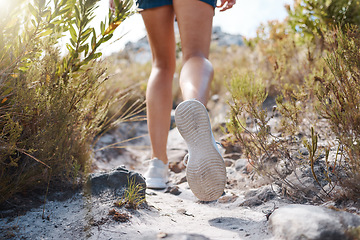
xmin=173 ymin=0 xmax=214 ymax=105
xmin=172 ymin=0 xmax=226 ymax=202
xmin=141 ymin=6 xmax=176 ymax=164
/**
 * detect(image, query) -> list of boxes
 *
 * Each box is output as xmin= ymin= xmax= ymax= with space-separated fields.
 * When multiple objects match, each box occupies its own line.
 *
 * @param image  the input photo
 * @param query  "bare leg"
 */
xmin=141 ymin=6 xmax=176 ymax=164
xmin=173 ymin=0 xmax=214 ymax=105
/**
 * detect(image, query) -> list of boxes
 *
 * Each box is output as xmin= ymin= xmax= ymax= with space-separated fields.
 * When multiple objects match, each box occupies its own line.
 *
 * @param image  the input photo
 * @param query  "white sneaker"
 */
xmin=143 ymin=158 xmax=168 ymax=189
xmin=175 ymin=99 xmax=226 ymax=202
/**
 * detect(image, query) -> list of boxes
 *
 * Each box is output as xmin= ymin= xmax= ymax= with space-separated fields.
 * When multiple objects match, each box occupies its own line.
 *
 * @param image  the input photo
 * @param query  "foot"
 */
xmin=143 ymin=158 xmax=168 ymax=189
xmin=175 ymin=99 xmax=226 ymax=201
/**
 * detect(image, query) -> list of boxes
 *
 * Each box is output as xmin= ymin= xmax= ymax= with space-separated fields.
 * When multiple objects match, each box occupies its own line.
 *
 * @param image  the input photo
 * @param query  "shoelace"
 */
xmin=182 ymin=141 xmax=223 ymax=167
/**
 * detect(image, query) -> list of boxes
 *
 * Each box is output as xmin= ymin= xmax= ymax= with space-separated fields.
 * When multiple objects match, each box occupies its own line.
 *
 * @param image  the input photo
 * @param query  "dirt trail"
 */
xmin=0 ymin=119 xmax=287 ymax=240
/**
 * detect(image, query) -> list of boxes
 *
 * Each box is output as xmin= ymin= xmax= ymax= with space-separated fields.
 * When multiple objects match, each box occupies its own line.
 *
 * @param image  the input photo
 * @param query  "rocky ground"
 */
xmin=1 ymin=98 xmax=360 ymax=240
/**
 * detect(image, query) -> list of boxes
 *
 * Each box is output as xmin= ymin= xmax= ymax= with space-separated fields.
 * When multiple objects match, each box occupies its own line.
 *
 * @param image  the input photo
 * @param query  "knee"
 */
xmin=182 ymin=55 xmax=214 ymax=74
xmin=152 ymin=58 xmax=176 ymax=76
xmin=182 ymin=52 xmax=208 ymax=63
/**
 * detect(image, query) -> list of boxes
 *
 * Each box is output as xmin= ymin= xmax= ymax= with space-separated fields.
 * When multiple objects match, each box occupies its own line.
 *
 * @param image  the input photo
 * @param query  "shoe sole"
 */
xmin=175 ymin=100 xmax=226 ymax=201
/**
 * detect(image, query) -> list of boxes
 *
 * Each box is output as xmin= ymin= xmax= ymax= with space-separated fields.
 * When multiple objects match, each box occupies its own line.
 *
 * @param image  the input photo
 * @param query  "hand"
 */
xmin=217 ymin=0 xmax=236 ymax=12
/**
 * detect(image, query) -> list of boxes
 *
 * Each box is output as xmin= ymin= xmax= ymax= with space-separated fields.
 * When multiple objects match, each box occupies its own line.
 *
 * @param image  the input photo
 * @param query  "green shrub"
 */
xmin=314 ymin=25 xmax=360 ymax=199
xmin=226 ymin=72 xmax=315 ymax=200
xmin=226 ymin=0 xmax=360 ymax=201
xmin=287 ymin=0 xmax=360 ymax=46
xmin=0 ymin=0 xmax=134 ymax=203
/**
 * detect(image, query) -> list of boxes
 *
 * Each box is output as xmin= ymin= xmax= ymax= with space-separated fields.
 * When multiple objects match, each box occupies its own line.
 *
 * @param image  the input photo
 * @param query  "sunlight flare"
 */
xmin=0 ymin=0 xmax=10 ymax=9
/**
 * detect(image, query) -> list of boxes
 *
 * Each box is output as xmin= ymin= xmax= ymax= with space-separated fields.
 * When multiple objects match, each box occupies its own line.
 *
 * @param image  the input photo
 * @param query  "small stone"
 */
xmin=168 ymin=161 xmax=186 ymax=173
xmin=235 ymin=159 xmax=248 ymax=171
xmin=218 ymin=194 xmax=238 ymax=203
xmin=177 ymin=209 xmax=194 ymax=217
xmin=176 ymin=175 xmax=187 ymax=185
xmin=165 ymin=186 xmax=181 ymax=196
xmin=240 ymin=186 xmax=276 ymax=207
xmin=223 ymin=153 xmax=242 ymax=160
xmin=299 ymin=147 xmax=309 ymax=156
xmin=157 ymin=232 xmax=168 ymax=238
xmin=224 ymin=159 xmax=234 ymax=167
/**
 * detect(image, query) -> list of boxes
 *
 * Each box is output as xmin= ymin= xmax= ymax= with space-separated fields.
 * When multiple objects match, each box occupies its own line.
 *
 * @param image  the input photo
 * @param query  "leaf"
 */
xmin=91 ymin=28 xmax=96 ymax=50
xmin=38 ymin=29 xmax=53 ymax=37
xmin=51 ymin=19 xmax=63 ymax=25
xmin=69 ymin=24 xmax=77 ymax=43
xmin=78 ymin=45 xmax=87 ymax=53
xmin=100 ymin=21 xmax=105 ymax=35
xmin=103 ymin=20 xmax=122 ymax=36
xmin=28 ymin=3 xmax=38 ymax=18
xmin=31 ymin=19 xmax=37 ymax=27
xmin=103 ymin=33 xmax=113 ymax=42
xmin=39 ymin=0 xmax=46 ymax=8
xmin=84 ymin=44 xmax=89 ymax=55
xmin=81 ymin=28 xmax=92 ymax=37
xmin=66 ymin=43 xmax=74 ymax=52
xmin=70 ymin=38 xmax=76 ymax=47
xmin=40 ymin=9 xmax=51 ymax=18
xmin=74 ymin=5 xmax=80 ymax=20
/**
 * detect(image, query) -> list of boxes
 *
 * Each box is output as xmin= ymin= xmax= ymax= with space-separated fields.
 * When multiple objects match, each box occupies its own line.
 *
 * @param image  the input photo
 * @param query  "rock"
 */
xmin=275 ymin=159 xmax=293 ymax=179
xmin=240 ymin=186 xmax=276 ymax=207
xmin=141 ymin=233 xmax=210 ymax=240
xmin=169 ymin=161 xmax=186 ymax=173
xmin=165 ymin=186 xmax=181 ymax=196
xmin=220 ymin=136 xmax=243 ymax=154
xmin=117 ymin=27 xmax=243 ymax=65
xmin=212 ymin=26 xmax=244 ymax=46
xmin=175 ymin=175 xmax=187 ymax=185
xmin=224 ymin=159 xmax=234 ymax=167
xmin=86 ymin=166 xmax=146 ymax=197
xmin=269 ymin=204 xmax=360 ymax=240
xmin=299 ymin=147 xmax=310 ymax=156
xmin=235 ymin=158 xmax=248 ymax=171
xmin=218 ymin=194 xmax=238 ymax=203
xmin=223 ymin=152 xmax=242 ymax=160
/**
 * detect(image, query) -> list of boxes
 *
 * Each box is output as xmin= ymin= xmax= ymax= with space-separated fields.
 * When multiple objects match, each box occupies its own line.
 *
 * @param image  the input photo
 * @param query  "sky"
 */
xmin=94 ymin=0 xmax=294 ymax=56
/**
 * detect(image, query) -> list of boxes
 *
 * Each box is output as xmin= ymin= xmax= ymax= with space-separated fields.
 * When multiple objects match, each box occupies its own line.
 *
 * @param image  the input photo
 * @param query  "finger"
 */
xmin=219 ymin=1 xmax=235 ymax=11
xmin=216 ymin=0 xmax=227 ymax=8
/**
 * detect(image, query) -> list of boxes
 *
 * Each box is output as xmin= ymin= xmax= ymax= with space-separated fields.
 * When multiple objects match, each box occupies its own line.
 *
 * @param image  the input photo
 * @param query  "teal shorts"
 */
xmin=137 ymin=0 xmax=217 ymax=10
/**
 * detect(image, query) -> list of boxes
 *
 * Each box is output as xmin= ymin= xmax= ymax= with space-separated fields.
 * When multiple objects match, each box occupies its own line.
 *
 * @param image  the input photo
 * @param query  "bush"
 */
xmin=0 ymin=0 xmax=134 ymax=203
xmin=314 ymin=25 xmax=360 ymax=199
xmin=226 ymin=72 xmax=322 ymax=201
xmin=287 ymin=0 xmax=360 ymax=47
xmin=226 ymin=0 xmax=360 ymax=201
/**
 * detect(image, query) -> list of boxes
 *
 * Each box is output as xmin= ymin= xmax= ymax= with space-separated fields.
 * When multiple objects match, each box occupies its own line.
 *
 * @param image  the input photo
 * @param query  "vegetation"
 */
xmin=0 ymin=0 xmax=134 ymax=203
xmin=115 ymin=177 xmax=146 ymax=210
xmin=226 ymin=0 xmax=360 ymax=202
xmin=315 ymin=25 xmax=360 ymax=198
xmin=1 ymin=0 xmax=360 ymax=206
xmin=101 ymin=0 xmax=360 ymax=203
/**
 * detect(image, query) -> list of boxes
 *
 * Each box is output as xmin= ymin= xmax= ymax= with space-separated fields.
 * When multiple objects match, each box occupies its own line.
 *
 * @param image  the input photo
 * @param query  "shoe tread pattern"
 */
xmin=175 ymin=100 xmax=226 ymax=201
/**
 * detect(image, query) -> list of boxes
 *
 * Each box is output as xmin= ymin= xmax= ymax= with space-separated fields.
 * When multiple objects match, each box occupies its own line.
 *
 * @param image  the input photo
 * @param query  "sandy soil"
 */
xmin=0 ymin=119 xmax=290 ymax=240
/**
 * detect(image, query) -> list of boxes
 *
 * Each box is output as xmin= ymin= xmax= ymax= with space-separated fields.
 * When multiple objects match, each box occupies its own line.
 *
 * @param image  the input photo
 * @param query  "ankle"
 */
xmin=152 ymin=156 xmax=168 ymax=165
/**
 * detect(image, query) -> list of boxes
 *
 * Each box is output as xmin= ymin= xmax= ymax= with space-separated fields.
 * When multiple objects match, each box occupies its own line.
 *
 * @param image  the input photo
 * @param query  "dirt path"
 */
xmin=0 ymin=120 xmax=287 ymax=240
